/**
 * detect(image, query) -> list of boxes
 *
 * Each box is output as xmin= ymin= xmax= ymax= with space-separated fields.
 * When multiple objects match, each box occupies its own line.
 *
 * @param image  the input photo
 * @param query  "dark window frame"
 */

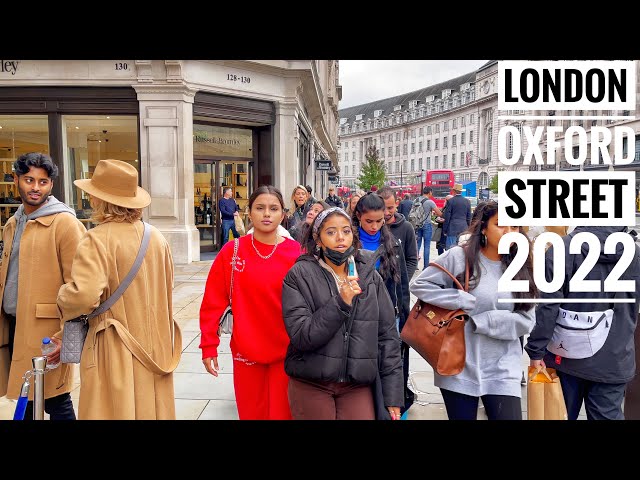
xmin=0 ymin=87 xmax=139 ymax=200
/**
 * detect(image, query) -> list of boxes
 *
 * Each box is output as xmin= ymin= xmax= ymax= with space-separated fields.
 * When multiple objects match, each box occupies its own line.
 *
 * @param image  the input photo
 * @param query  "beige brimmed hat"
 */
xmin=74 ymin=159 xmax=151 ymax=209
xmin=453 ymin=183 xmax=463 ymax=192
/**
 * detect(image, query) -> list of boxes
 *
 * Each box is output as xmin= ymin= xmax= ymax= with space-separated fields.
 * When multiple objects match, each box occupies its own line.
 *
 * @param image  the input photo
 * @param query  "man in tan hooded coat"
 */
xmin=0 ymin=152 xmax=85 ymax=419
xmin=57 ymin=159 xmax=180 ymax=420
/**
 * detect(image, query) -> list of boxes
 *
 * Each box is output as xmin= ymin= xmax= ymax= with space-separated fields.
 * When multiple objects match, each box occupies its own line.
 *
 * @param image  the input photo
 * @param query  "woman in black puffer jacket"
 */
xmin=282 ymin=207 xmax=403 ymax=420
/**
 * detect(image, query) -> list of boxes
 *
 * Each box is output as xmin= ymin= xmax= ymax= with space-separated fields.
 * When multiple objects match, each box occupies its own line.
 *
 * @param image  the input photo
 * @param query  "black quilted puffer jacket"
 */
xmin=282 ymin=249 xmax=403 ymax=408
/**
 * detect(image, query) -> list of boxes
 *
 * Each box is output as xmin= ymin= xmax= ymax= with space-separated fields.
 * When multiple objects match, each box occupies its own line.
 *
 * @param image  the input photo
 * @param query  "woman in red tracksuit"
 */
xmin=200 ymin=185 xmax=301 ymax=419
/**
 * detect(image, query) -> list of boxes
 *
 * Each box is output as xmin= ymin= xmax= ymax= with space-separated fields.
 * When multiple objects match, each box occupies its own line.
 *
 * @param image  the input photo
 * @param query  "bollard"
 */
xmin=31 ymin=356 xmax=47 ymax=420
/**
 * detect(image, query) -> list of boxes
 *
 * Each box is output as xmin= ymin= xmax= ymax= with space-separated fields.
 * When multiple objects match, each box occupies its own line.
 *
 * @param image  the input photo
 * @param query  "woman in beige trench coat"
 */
xmin=57 ymin=159 xmax=181 ymax=419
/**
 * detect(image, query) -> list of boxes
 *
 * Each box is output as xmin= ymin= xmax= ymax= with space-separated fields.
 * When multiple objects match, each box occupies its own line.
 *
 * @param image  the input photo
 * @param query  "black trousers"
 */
xmin=23 ymin=393 xmax=76 ymax=420
xmin=6 ymin=310 xmax=16 ymax=359
xmin=440 ymin=388 xmax=523 ymax=420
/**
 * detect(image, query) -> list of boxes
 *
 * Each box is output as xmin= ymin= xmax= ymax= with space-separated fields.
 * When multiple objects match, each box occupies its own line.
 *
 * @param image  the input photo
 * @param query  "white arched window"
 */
xmin=478 ymin=172 xmax=489 ymax=187
xmin=507 ymin=123 xmax=522 ymax=158
xmin=486 ymin=126 xmax=493 ymax=159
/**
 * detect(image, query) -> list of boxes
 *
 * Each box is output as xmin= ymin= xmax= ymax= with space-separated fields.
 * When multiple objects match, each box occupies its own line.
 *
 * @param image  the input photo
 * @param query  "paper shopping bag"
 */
xmin=234 ymin=215 xmax=246 ymax=236
xmin=527 ymin=366 xmax=568 ymax=420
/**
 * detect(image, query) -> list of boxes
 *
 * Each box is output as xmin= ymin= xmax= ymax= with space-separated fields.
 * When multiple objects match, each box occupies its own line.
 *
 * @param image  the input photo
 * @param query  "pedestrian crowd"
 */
xmin=3 ymin=156 xmax=640 ymax=421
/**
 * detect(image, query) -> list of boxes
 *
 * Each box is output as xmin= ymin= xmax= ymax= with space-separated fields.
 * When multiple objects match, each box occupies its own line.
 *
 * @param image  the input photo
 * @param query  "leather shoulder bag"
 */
xmin=61 ymin=222 xmax=151 ymax=364
xmin=400 ymin=258 xmax=469 ymax=376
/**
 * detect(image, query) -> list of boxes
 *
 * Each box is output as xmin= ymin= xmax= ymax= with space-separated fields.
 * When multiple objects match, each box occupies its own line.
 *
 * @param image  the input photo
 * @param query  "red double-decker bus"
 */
xmin=425 ymin=169 xmax=455 ymax=208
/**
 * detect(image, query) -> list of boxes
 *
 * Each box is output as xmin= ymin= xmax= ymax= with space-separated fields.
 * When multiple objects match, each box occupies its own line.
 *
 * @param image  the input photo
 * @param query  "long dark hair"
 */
xmin=301 ymin=209 xmax=359 ymax=259
xmin=352 ymin=192 xmax=400 ymax=283
xmin=459 ymin=200 xmax=537 ymax=312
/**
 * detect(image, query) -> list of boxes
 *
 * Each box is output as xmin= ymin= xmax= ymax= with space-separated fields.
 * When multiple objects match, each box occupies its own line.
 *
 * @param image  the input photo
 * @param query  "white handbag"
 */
xmin=547 ymin=307 xmax=614 ymax=359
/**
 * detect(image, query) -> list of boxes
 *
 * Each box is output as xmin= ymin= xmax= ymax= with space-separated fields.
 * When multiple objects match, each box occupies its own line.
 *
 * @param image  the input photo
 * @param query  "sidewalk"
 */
xmin=0 ymin=243 xmax=584 ymax=420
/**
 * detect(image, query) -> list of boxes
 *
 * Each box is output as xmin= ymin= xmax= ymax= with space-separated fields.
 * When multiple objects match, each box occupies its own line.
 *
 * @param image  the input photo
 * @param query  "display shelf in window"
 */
xmin=0 ymin=158 xmax=19 ymax=230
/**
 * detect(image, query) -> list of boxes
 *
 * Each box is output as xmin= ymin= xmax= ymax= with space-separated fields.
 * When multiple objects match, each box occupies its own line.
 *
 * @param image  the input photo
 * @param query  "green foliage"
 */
xmin=488 ymin=174 xmax=499 ymax=193
xmin=356 ymin=146 xmax=387 ymax=192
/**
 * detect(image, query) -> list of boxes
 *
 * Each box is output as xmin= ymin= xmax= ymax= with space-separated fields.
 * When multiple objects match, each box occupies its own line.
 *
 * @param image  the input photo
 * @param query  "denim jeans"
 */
xmin=221 ymin=218 xmax=240 ymax=247
xmin=445 ymin=234 xmax=458 ymax=250
xmin=557 ymin=371 xmax=626 ymax=420
xmin=415 ymin=222 xmax=433 ymax=269
xmin=24 ymin=393 xmax=76 ymax=420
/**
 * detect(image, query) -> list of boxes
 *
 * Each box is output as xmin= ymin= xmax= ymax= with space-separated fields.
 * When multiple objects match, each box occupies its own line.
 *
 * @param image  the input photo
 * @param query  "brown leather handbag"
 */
xmin=401 ymin=259 xmax=469 ymax=376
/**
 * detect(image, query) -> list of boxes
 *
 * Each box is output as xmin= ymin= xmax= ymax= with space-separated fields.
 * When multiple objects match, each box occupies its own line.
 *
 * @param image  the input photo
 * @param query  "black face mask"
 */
xmin=322 ymin=245 xmax=355 ymax=266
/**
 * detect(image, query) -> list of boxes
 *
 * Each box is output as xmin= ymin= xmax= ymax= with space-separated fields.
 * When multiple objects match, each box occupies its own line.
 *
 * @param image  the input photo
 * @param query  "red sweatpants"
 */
xmin=232 ymin=354 xmax=292 ymax=420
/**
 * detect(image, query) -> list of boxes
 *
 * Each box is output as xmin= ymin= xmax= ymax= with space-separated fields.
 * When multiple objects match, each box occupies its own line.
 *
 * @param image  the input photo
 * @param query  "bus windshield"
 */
xmin=425 ymin=169 xmax=455 ymax=207
xmin=431 ymin=186 xmax=451 ymax=199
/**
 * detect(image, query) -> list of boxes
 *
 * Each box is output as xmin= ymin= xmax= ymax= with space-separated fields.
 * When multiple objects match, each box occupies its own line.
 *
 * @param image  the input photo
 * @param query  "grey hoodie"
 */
xmin=410 ymin=246 xmax=536 ymax=398
xmin=2 ymin=196 xmax=77 ymax=315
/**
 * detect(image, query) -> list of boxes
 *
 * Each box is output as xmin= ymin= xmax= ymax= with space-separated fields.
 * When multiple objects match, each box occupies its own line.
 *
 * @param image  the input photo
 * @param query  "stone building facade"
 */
xmin=338 ymin=60 xmax=640 ymax=201
xmin=0 ymin=60 xmax=341 ymax=263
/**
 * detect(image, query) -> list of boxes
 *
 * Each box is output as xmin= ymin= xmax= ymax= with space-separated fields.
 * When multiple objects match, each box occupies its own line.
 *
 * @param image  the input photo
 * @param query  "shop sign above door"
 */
xmin=193 ymin=124 xmax=253 ymax=158
xmin=315 ymin=160 xmax=331 ymax=170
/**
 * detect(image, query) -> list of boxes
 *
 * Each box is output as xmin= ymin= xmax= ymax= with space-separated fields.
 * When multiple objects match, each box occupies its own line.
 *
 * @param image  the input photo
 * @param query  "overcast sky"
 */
xmin=338 ymin=60 xmax=489 ymax=109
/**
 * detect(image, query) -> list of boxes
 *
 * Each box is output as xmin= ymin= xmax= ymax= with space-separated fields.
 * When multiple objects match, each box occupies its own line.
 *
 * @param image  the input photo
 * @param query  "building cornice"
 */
xmin=133 ymin=84 xmax=197 ymax=103
xmin=339 ymin=95 xmax=497 ymax=139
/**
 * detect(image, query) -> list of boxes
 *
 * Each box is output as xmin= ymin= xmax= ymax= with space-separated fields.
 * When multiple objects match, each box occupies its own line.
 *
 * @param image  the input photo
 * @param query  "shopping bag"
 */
xmin=234 ymin=215 xmax=246 ymax=236
xmin=431 ymin=225 xmax=442 ymax=243
xmin=527 ymin=366 xmax=568 ymax=420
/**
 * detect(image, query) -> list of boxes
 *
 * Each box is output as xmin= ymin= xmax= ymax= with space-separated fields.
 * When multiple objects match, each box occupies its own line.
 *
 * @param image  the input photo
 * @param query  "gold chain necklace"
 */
xmin=251 ymin=234 xmax=280 ymax=260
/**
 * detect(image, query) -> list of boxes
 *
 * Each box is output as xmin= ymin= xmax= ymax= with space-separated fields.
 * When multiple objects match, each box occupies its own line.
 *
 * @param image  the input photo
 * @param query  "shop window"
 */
xmin=62 ymin=115 xmax=138 ymax=227
xmin=0 ymin=115 xmax=49 ymax=230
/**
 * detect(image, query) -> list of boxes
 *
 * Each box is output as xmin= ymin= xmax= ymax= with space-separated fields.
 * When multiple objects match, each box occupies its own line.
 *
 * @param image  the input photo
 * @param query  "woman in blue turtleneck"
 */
xmin=352 ymin=192 xmax=412 ymax=417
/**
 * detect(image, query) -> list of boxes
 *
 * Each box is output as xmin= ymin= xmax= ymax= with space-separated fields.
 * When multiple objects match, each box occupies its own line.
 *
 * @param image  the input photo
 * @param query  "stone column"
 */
xmin=274 ymin=100 xmax=299 ymax=199
xmin=134 ymin=84 xmax=200 ymax=264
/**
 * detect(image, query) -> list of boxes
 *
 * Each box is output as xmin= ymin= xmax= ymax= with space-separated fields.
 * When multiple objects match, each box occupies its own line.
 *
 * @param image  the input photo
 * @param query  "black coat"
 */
xmin=368 ymin=236 xmax=411 ymax=330
xmin=443 ymin=194 xmax=471 ymax=237
xmin=387 ymin=212 xmax=418 ymax=280
xmin=398 ymin=199 xmax=413 ymax=219
xmin=325 ymin=194 xmax=343 ymax=208
xmin=282 ymin=250 xmax=404 ymax=408
xmin=525 ymin=227 xmax=640 ymax=383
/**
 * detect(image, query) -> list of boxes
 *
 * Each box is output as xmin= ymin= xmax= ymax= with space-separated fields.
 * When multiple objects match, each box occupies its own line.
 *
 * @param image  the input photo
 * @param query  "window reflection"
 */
xmin=62 ymin=115 xmax=138 ymax=226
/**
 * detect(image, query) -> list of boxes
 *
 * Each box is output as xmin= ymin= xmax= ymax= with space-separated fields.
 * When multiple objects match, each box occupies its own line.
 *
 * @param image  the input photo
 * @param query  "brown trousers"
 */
xmin=288 ymin=377 xmax=375 ymax=420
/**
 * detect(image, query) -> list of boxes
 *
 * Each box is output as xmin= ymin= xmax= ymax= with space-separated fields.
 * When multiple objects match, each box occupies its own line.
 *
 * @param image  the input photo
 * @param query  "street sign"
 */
xmin=328 ymin=175 xmax=338 ymax=182
xmin=315 ymin=160 xmax=331 ymax=171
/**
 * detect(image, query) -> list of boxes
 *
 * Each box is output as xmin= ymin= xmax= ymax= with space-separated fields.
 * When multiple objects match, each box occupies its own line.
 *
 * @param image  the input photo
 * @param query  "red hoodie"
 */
xmin=200 ymin=235 xmax=301 ymax=363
